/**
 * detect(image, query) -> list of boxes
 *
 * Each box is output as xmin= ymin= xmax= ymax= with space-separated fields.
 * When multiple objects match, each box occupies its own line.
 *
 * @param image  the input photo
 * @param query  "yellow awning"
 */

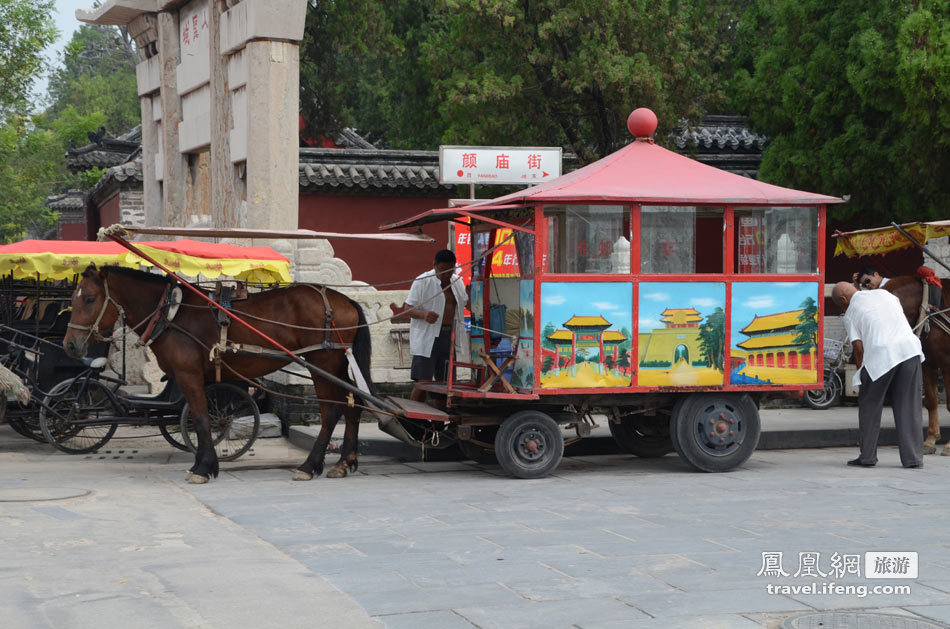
xmin=834 ymin=221 xmax=950 ymax=257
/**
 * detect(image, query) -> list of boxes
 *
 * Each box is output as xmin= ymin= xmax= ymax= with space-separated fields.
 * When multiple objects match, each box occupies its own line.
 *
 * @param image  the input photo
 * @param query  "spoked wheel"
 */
xmin=8 ymin=412 xmax=47 ymax=442
xmin=805 ymin=369 xmax=842 ymax=410
xmin=671 ymin=394 xmax=760 ymax=472
xmin=608 ymin=413 xmax=674 ymax=458
xmin=495 ymin=410 xmax=564 ymax=479
xmin=39 ymin=378 xmax=119 ymax=454
xmin=158 ymin=421 xmax=190 ymax=452
xmin=458 ymin=426 xmax=498 ymax=464
xmin=180 ymin=382 xmax=260 ymax=462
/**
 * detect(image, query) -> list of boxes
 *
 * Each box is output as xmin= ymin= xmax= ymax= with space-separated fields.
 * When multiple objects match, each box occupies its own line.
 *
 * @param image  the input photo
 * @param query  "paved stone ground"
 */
xmin=2 ymin=423 xmax=950 ymax=628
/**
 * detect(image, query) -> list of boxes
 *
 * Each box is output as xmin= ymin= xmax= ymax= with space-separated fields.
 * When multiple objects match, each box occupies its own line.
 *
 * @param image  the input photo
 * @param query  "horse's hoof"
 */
xmin=187 ymin=473 xmax=209 ymax=485
xmin=924 ymin=444 xmax=937 ymax=455
xmin=292 ymin=470 xmax=314 ymax=481
xmin=326 ymin=466 xmax=347 ymax=479
xmin=941 ymin=447 xmax=950 ymax=457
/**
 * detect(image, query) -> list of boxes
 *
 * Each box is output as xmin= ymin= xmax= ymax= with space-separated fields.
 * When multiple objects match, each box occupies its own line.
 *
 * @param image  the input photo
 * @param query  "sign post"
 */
xmin=439 ymin=146 xmax=562 ymax=185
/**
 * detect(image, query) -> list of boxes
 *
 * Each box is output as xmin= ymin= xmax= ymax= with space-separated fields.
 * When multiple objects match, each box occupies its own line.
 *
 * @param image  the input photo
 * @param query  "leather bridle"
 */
xmin=66 ymin=279 xmax=126 ymax=346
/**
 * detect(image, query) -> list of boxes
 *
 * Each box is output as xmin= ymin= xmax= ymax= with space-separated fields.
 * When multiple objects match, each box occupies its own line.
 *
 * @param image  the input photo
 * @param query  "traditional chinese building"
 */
xmin=736 ymin=310 xmax=815 ymax=370
xmin=638 ymin=308 xmax=705 ymax=367
xmin=545 ymin=315 xmax=626 ymax=367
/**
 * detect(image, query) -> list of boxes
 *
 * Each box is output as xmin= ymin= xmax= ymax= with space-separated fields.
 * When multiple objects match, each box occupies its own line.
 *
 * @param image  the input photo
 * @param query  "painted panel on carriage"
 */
xmin=730 ymin=282 xmax=819 ymax=385
xmin=637 ymin=282 xmax=726 ymax=387
xmin=510 ymin=280 xmax=535 ymax=388
xmin=540 ymin=282 xmax=632 ymax=388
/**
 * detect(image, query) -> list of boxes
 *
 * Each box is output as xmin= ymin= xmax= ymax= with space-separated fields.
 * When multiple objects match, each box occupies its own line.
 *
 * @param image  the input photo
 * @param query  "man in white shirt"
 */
xmin=832 ymin=281 xmax=924 ymax=468
xmin=405 ymin=249 xmax=469 ymax=401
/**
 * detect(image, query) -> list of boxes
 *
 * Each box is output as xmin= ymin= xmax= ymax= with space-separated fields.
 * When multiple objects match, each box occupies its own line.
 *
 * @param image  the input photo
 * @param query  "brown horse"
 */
xmin=884 ymin=276 xmax=950 ymax=455
xmin=63 ymin=264 xmax=374 ymax=482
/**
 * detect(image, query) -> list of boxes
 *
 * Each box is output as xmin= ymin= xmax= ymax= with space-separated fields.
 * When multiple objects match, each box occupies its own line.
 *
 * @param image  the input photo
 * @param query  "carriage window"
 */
xmin=640 ymin=206 xmax=724 ymax=273
xmin=544 ymin=205 xmax=630 ymax=273
xmin=735 ymin=206 xmax=818 ymax=274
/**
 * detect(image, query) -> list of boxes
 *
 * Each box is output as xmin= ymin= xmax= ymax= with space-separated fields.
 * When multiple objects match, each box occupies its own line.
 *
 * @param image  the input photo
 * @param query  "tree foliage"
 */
xmin=46 ymin=24 xmax=139 ymax=133
xmin=794 ymin=296 xmax=818 ymax=351
xmin=0 ymin=0 xmax=58 ymax=121
xmin=698 ymin=307 xmax=726 ymax=371
xmin=731 ymin=0 xmax=950 ymax=224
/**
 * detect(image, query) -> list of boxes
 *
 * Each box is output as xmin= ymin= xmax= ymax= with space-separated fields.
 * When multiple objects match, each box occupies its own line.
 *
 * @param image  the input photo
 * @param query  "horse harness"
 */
xmin=67 ymin=279 xmax=128 ymax=345
xmin=207 ymin=284 xmax=351 ymax=381
xmin=914 ymin=280 xmax=950 ymax=338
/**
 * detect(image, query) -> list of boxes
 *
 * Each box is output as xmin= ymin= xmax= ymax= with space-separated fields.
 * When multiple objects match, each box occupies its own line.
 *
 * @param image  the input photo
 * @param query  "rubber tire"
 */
xmin=180 ymin=382 xmax=260 ymax=462
xmin=40 ymin=378 xmax=119 ymax=454
xmin=158 ymin=421 xmax=191 ymax=452
xmin=608 ymin=415 xmax=674 ymax=458
xmin=672 ymin=394 xmax=760 ymax=473
xmin=805 ymin=369 xmax=842 ymax=410
xmin=668 ymin=396 xmax=692 ymax=458
xmin=457 ymin=426 xmax=498 ymax=464
xmin=494 ymin=410 xmax=564 ymax=479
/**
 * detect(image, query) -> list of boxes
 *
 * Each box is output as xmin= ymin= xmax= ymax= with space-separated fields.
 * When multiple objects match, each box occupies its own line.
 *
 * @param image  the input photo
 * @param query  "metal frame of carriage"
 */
xmin=0 ymin=239 xmax=284 ymax=458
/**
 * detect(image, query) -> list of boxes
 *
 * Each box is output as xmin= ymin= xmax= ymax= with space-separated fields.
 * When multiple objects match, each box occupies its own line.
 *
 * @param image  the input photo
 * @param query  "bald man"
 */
xmin=831 ymin=282 xmax=924 ymax=468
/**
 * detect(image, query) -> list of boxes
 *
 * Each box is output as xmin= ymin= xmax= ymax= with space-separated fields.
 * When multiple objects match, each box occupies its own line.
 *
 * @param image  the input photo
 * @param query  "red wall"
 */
xmin=298 ymin=194 xmax=452 ymax=287
xmin=97 ymin=195 xmax=121 ymax=237
xmin=60 ymin=222 xmax=86 ymax=240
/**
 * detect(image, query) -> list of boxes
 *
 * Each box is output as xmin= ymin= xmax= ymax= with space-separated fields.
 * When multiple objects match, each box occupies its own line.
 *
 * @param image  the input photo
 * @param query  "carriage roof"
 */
xmin=0 ymin=239 xmax=291 ymax=283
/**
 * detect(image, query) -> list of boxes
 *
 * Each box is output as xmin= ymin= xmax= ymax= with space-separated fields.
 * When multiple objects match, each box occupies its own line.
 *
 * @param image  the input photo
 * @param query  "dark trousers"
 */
xmin=857 ymin=356 xmax=923 ymax=467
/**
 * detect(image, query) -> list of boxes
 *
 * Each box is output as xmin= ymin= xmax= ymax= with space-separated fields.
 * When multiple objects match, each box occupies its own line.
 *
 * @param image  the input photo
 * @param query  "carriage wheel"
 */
xmin=608 ymin=412 xmax=674 ymax=458
xmin=39 ymin=378 xmax=119 ymax=454
xmin=158 ymin=421 xmax=191 ymax=452
xmin=8 ymin=416 xmax=47 ymax=443
xmin=458 ymin=426 xmax=498 ymax=464
xmin=805 ymin=369 xmax=842 ymax=410
xmin=495 ymin=410 xmax=564 ymax=479
xmin=180 ymin=382 xmax=260 ymax=462
xmin=671 ymin=394 xmax=760 ymax=472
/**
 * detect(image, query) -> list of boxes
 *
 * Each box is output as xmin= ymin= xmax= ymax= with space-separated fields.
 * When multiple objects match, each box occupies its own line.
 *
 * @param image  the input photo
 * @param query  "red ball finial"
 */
xmin=627 ymin=108 xmax=658 ymax=138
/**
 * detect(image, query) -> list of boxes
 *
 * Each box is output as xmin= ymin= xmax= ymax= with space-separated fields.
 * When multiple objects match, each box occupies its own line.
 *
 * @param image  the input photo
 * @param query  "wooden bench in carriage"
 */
xmin=377 ymin=108 xmax=848 ymax=478
xmin=0 ymin=238 xmax=290 ymax=457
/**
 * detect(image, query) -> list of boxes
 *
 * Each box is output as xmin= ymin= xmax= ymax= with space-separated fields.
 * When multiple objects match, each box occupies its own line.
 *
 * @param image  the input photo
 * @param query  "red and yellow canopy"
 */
xmin=0 ymin=239 xmax=291 ymax=283
xmin=833 ymin=221 xmax=950 ymax=258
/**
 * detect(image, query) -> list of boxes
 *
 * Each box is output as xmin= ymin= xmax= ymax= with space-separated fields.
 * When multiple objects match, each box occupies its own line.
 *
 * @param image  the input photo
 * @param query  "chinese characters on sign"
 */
xmin=440 ymin=146 xmax=562 ymax=185
xmin=757 ymin=551 xmax=917 ymax=580
xmin=180 ymin=0 xmax=210 ymax=57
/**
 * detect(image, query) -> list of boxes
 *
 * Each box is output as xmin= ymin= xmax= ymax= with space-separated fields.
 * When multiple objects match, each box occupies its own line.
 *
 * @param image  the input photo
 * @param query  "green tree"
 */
xmin=46 ymin=24 xmax=139 ymax=133
xmin=422 ymin=0 xmax=734 ymax=162
xmin=0 ymin=107 xmax=106 ymax=241
xmin=698 ymin=307 xmax=726 ymax=371
xmin=794 ymin=296 xmax=818 ymax=352
xmin=731 ymin=0 xmax=950 ymax=224
xmin=541 ymin=322 xmax=557 ymax=350
xmin=0 ymin=0 xmax=57 ymax=121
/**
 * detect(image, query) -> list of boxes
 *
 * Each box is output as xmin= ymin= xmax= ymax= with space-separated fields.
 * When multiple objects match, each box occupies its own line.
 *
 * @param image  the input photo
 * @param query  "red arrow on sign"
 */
xmin=543 ymin=172 xmax=550 ymax=177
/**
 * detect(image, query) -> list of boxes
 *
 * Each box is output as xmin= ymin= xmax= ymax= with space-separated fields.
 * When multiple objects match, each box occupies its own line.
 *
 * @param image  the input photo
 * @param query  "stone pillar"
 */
xmin=210 ymin=0 xmax=243 ymax=230
xmin=129 ymin=13 xmax=163 ymax=228
xmin=158 ymin=9 xmax=188 ymax=227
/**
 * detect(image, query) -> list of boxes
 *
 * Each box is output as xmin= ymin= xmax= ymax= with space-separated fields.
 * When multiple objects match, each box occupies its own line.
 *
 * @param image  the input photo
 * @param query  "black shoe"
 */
xmin=847 ymin=458 xmax=875 ymax=467
xmin=904 ymin=463 xmax=923 ymax=469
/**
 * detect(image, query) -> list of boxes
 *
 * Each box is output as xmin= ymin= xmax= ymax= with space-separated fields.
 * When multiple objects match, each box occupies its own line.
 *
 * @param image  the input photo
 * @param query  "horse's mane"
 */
xmin=101 ymin=265 xmax=175 ymax=286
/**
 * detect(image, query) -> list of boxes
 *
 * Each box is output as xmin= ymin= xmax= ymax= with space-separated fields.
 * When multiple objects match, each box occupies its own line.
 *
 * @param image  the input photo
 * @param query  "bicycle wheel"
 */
xmin=180 ymin=382 xmax=260 ymax=462
xmin=158 ymin=420 xmax=191 ymax=452
xmin=40 ymin=378 xmax=119 ymax=454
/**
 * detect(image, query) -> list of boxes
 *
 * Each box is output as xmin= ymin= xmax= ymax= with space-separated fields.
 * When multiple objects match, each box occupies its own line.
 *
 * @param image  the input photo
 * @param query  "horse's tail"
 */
xmin=349 ymin=298 xmax=375 ymax=395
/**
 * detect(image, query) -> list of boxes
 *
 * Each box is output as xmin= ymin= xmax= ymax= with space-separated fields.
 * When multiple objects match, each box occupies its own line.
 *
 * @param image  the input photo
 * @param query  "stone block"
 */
xmin=135 ymin=55 xmax=161 ymax=96
xmin=220 ymin=0 xmax=308 ymax=55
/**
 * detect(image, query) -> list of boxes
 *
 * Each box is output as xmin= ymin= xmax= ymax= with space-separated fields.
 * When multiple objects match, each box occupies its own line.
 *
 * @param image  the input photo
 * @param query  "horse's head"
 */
xmin=63 ymin=264 xmax=121 ymax=358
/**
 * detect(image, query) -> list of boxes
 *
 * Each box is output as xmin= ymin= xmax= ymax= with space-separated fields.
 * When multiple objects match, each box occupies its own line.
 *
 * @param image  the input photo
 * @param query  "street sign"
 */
xmin=439 ymin=145 xmax=562 ymax=185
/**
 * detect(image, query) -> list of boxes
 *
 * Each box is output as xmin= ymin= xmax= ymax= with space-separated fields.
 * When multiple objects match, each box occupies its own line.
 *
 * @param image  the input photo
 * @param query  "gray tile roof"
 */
xmin=299 ymin=148 xmax=454 ymax=196
xmin=46 ymin=189 xmax=85 ymax=213
xmin=66 ymin=125 xmax=142 ymax=172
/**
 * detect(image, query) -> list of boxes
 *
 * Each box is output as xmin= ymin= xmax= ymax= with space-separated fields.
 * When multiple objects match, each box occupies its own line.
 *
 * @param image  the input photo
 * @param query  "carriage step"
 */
xmin=386 ymin=397 xmax=450 ymax=422
xmin=117 ymin=384 xmax=151 ymax=397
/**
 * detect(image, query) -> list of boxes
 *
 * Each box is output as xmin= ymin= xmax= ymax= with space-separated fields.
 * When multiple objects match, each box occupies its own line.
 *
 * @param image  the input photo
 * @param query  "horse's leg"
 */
xmin=941 ymin=367 xmax=950 ymax=456
xmin=327 ymin=405 xmax=361 ymax=478
xmin=922 ymin=364 xmax=939 ymax=455
xmin=179 ymin=374 xmax=219 ymax=483
xmin=293 ymin=380 xmax=343 ymax=481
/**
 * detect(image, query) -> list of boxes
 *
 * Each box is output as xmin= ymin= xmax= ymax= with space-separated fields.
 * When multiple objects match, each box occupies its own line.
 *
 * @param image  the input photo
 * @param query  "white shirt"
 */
xmin=844 ymin=290 xmax=923 ymax=390
xmin=405 ymin=269 xmax=469 ymax=359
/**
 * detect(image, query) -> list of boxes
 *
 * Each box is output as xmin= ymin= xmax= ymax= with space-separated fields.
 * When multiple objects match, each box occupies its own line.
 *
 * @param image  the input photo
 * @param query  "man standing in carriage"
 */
xmin=405 ymin=249 xmax=469 ymax=401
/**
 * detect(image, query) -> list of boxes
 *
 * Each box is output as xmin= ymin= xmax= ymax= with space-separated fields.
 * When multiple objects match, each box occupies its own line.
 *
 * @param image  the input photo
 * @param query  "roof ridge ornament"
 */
xmin=627 ymin=108 xmax=658 ymax=143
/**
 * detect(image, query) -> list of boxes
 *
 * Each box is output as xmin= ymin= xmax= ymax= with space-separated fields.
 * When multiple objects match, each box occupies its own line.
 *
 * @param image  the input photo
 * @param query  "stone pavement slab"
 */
xmin=4 ymin=420 xmax=950 ymax=628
